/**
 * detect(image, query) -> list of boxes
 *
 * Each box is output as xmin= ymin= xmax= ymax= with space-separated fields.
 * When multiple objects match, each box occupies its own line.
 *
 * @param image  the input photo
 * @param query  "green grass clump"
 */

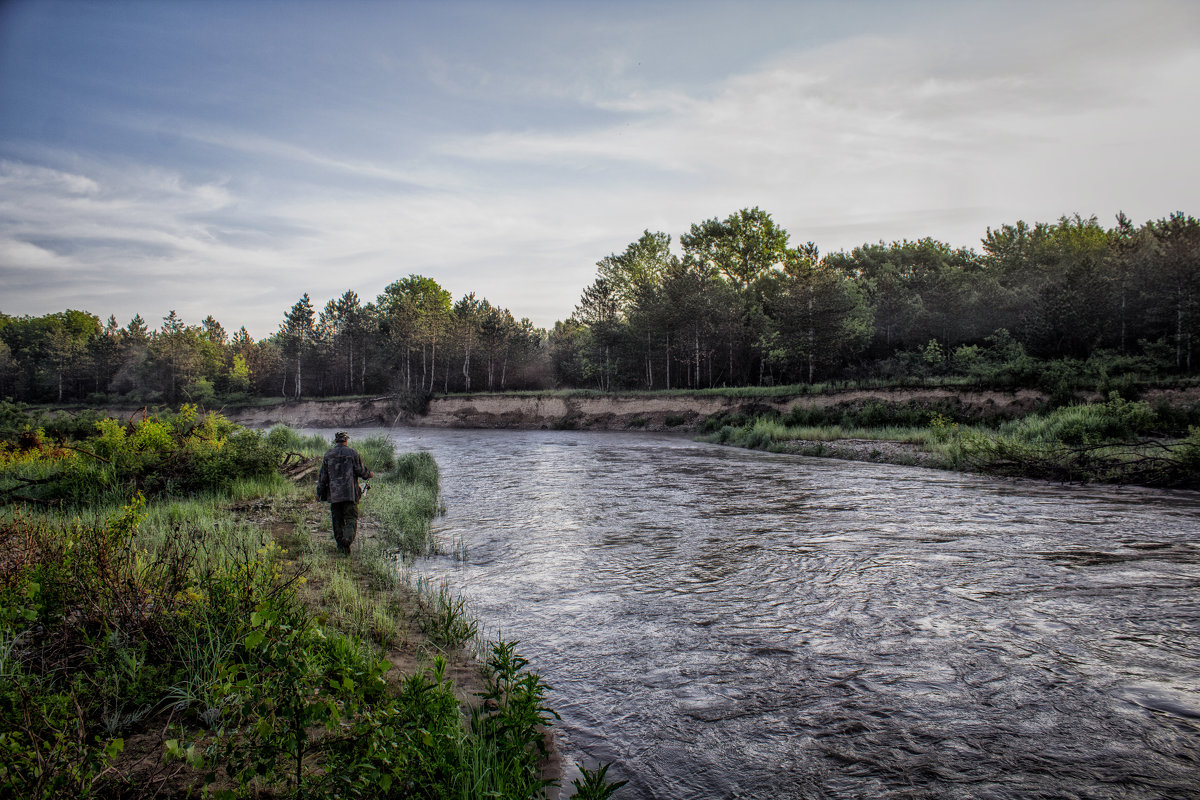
xmin=266 ymin=424 xmax=330 ymax=456
xmin=362 ymin=450 xmax=442 ymax=557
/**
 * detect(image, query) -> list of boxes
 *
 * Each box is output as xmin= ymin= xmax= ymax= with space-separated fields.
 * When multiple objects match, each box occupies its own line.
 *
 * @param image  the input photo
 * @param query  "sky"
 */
xmin=1 ymin=0 xmax=1198 ymax=338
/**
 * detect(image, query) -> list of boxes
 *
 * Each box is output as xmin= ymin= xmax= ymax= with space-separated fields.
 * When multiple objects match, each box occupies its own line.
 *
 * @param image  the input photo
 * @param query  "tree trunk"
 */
xmin=665 ymin=333 xmax=670 ymax=390
xmin=646 ymin=331 xmax=653 ymax=390
xmin=429 ymin=337 xmax=437 ymax=393
xmin=1119 ymin=281 xmax=1127 ymax=354
xmin=808 ymin=286 xmax=816 ymax=384
xmin=1178 ymin=279 xmax=1184 ymax=370
xmin=462 ymin=339 xmax=472 ymax=392
xmin=728 ymin=332 xmax=734 ymax=384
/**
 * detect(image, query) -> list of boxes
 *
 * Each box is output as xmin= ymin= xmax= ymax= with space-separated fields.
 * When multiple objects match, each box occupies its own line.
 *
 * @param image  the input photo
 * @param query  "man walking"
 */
xmin=316 ymin=431 xmax=373 ymax=554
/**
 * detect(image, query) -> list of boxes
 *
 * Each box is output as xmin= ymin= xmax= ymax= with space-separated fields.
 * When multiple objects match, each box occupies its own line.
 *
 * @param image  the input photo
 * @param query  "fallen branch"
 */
xmin=61 ymin=445 xmax=111 ymax=463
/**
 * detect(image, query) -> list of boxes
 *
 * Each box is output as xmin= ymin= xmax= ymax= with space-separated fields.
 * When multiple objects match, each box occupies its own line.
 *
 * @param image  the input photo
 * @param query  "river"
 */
xmin=340 ymin=427 xmax=1200 ymax=799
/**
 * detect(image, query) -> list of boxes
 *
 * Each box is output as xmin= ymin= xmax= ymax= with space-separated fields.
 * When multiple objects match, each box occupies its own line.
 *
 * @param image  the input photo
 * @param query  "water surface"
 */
xmin=353 ymin=428 xmax=1200 ymax=799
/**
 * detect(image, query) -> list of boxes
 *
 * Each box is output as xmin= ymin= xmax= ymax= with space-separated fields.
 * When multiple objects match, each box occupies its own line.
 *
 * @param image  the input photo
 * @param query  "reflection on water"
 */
xmin=350 ymin=428 xmax=1200 ymax=799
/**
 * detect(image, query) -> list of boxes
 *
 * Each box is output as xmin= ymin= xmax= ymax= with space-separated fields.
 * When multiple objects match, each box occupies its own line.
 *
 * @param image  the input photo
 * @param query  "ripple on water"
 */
xmin=325 ymin=428 xmax=1200 ymax=800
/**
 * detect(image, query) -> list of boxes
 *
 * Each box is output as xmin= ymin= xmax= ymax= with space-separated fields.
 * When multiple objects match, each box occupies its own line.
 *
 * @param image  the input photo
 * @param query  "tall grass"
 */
xmin=364 ymin=450 xmax=442 ymax=557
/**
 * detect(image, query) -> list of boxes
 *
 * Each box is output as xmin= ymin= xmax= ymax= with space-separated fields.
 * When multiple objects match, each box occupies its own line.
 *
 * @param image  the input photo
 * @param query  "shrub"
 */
xmin=2 ymin=408 xmax=284 ymax=506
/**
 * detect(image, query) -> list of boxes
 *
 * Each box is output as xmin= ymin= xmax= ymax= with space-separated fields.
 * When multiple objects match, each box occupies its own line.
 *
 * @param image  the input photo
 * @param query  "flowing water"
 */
xmin=352 ymin=427 xmax=1199 ymax=799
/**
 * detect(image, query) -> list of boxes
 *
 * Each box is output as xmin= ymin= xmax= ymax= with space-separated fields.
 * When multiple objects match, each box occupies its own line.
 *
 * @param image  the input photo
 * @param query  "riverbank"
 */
xmin=0 ymin=413 xmax=582 ymax=798
xmin=45 ymin=384 xmax=1200 ymax=434
xmin=703 ymin=395 xmax=1200 ymax=489
xmin=45 ymin=386 xmax=1068 ymax=431
xmin=31 ymin=383 xmax=1200 ymax=487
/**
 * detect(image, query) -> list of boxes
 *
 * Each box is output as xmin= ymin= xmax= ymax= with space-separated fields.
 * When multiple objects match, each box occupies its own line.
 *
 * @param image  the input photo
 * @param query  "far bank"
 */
xmin=117 ymin=384 xmax=1200 ymax=433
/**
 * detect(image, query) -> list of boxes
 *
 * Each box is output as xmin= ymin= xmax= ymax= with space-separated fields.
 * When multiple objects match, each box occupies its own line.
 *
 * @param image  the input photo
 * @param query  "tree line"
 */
xmin=0 ymin=280 xmax=546 ymax=405
xmin=556 ymin=208 xmax=1199 ymax=394
xmin=1 ymin=208 xmax=1196 ymax=405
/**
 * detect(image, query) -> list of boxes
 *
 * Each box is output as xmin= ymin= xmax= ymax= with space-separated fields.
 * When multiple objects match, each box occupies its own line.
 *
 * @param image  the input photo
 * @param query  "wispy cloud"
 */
xmin=1 ymin=0 xmax=1197 ymax=337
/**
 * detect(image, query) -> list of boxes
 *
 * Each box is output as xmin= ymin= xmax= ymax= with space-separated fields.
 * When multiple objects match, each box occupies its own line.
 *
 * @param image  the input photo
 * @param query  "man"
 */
xmin=316 ymin=431 xmax=373 ymax=554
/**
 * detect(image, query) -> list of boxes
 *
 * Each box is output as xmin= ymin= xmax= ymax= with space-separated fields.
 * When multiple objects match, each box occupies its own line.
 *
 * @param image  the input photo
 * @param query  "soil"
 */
xmin=410 ymin=388 xmax=1054 ymax=431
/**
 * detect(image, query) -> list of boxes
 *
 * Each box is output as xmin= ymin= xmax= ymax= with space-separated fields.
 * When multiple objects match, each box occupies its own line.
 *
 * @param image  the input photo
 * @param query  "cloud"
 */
xmin=2 ymin=0 xmax=1198 ymax=338
xmin=429 ymin=2 xmax=1200 ymax=252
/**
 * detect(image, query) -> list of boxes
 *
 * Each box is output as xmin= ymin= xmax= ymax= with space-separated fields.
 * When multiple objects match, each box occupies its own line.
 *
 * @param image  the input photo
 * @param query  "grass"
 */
xmin=0 ymin=413 xmax=618 ymax=799
xmin=364 ymin=451 xmax=443 ymax=557
xmin=704 ymin=396 xmax=1200 ymax=488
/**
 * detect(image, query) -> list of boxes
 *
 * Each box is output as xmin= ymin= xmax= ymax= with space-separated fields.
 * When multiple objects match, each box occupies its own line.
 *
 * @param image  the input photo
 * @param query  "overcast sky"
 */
xmin=1 ymin=0 xmax=1198 ymax=338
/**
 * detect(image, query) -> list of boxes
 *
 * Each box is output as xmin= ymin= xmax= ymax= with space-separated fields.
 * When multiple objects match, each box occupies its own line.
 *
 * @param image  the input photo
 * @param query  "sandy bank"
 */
xmin=95 ymin=384 xmax=1197 ymax=433
xmin=408 ymin=387 xmax=1054 ymax=431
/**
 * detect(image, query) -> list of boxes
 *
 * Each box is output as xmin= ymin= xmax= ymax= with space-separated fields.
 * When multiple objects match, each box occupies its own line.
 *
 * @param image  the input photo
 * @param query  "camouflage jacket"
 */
xmin=316 ymin=444 xmax=371 ymax=504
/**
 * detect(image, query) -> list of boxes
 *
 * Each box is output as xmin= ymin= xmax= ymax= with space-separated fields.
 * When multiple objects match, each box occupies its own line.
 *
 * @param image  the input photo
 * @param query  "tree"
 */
xmin=1143 ymin=213 xmax=1200 ymax=371
xmin=574 ymin=278 xmax=623 ymax=390
xmin=0 ymin=337 xmax=16 ymax=399
xmin=109 ymin=315 xmax=151 ymax=397
xmin=681 ymin=207 xmax=789 ymax=291
xmin=452 ymin=293 xmax=483 ymax=392
xmin=280 ymin=295 xmax=315 ymax=398
xmin=201 ymin=315 xmax=227 ymax=345
xmin=0 ymin=310 xmax=101 ymax=401
xmin=227 ymin=353 xmax=252 ymax=395
xmin=375 ymin=276 xmax=452 ymax=393
xmin=680 ymin=208 xmax=789 ymax=384
xmin=768 ymin=246 xmax=872 ymax=383
xmin=149 ymin=311 xmax=210 ymax=402
xmin=595 ymin=231 xmax=676 ymax=310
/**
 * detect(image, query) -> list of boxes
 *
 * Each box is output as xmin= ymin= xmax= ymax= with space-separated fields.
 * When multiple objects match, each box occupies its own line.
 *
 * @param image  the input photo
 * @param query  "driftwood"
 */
xmin=966 ymin=436 xmax=1197 ymax=488
xmin=61 ymin=444 xmax=110 ymax=463
xmin=280 ymin=451 xmax=319 ymax=481
xmin=0 ymin=475 xmax=65 ymax=507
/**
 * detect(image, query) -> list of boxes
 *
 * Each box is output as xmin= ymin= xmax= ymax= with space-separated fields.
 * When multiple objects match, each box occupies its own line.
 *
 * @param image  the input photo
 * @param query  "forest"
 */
xmin=2 ymin=208 xmax=1198 ymax=406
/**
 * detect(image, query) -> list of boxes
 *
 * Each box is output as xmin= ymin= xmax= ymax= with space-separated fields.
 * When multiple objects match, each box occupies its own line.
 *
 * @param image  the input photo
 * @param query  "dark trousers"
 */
xmin=330 ymin=501 xmax=358 ymax=553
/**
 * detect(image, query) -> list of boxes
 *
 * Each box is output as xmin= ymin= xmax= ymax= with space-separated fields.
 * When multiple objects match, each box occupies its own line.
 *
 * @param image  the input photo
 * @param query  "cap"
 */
xmin=334 ymin=431 xmax=349 ymax=443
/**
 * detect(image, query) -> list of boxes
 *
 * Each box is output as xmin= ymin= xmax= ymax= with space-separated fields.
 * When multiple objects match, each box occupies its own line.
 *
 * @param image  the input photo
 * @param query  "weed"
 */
xmin=413 ymin=576 xmax=479 ymax=652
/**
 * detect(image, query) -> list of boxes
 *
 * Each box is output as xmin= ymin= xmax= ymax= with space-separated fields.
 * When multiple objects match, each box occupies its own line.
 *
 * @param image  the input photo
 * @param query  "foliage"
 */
xmin=572 ymin=762 xmax=629 ymax=800
xmin=0 ymin=427 xmax=599 ymax=799
xmin=1 ymin=407 xmax=283 ymax=507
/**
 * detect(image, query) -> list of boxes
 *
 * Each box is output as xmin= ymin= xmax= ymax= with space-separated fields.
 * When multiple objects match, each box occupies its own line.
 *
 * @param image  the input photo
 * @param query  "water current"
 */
xmin=342 ymin=427 xmax=1200 ymax=799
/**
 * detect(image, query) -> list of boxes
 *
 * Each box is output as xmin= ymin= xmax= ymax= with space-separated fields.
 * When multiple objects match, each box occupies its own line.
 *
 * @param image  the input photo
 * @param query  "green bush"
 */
xmin=2 ymin=408 xmax=284 ymax=506
xmin=1000 ymin=394 xmax=1157 ymax=445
